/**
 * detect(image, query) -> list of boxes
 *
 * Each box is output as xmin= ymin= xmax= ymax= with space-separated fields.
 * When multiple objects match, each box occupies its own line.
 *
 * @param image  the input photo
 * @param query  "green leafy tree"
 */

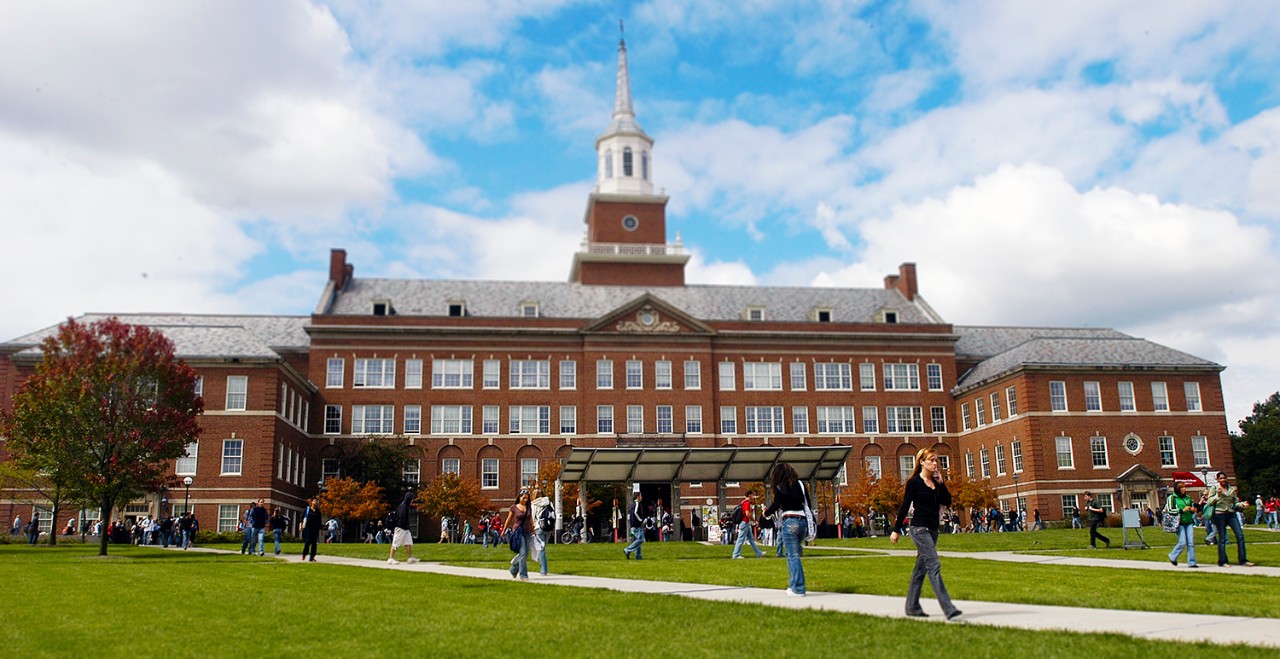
xmin=0 ymin=463 xmax=92 ymax=545
xmin=342 ymin=438 xmax=415 ymax=502
xmin=416 ymin=473 xmax=491 ymax=526
xmin=1234 ymin=392 xmax=1280 ymax=499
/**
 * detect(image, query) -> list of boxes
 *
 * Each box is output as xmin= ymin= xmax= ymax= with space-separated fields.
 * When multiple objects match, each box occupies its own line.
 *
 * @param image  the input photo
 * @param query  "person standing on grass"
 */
xmin=763 ymin=462 xmax=809 ymax=596
xmin=731 ymin=494 xmax=765 ymax=559
xmin=1267 ymin=496 xmax=1279 ymax=530
xmin=1083 ymin=492 xmax=1110 ymax=549
xmin=623 ymin=491 xmax=645 ymax=560
xmin=1031 ymin=509 xmax=1043 ymax=531
xmin=530 ymin=487 xmax=552 ymax=576
xmin=26 ymin=512 xmax=40 ymax=545
xmin=269 ymin=507 xmax=287 ymax=556
xmin=1205 ymin=472 xmax=1253 ymax=567
xmin=388 ymin=491 xmax=419 ymax=565
xmin=891 ymin=448 xmax=962 ymax=620
xmin=300 ymin=498 xmax=321 ymax=562
xmin=1166 ymin=481 xmax=1198 ymax=568
xmin=1254 ymin=494 xmax=1264 ymax=525
xmin=239 ymin=501 xmax=256 ymax=554
xmin=504 ymin=490 xmax=533 ymax=580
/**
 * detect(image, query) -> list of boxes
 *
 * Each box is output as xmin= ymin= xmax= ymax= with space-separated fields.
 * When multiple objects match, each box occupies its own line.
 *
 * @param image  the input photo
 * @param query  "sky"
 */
xmin=2 ymin=1 xmax=1277 ymax=429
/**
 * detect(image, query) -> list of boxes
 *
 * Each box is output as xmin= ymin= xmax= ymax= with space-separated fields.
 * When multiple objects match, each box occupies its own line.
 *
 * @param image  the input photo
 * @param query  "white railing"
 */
xmin=579 ymin=241 xmax=687 ymax=257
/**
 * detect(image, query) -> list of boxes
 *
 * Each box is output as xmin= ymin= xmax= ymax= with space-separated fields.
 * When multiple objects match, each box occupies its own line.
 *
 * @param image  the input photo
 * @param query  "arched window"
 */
xmin=604 ymin=149 xmax=614 ymax=178
xmin=623 ymin=147 xmax=633 ymax=177
xmin=642 ymin=151 xmax=649 ymax=180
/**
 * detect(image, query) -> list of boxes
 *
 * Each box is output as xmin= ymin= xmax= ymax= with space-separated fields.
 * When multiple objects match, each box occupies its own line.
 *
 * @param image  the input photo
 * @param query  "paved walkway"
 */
xmin=834 ymin=545 xmax=1280 ymax=578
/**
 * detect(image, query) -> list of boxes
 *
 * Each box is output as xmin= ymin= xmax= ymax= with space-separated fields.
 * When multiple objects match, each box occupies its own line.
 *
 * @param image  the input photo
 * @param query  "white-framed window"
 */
xmin=559 ymin=406 xmax=576 ymax=435
xmin=218 ymin=504 xmax=241 ymax=533
xmin=520 ymin=458 xmax=538 ymax=488
xmin=965 ymin=452 xmax=975 ymax=478
xmin=718 ymin=362 xmax=736 ymax=391
xmin=483 ymin=360 xmax=501 ymax=389
xmin=626 ymin=405 xmax=644 ymax=433
xmin=744 ymin=406 xmax=785 ymax=434
xmin=1049 ymin=381 xmax=1068 ymax=412
xmin=431 ymin=406 xmax=472 ymax=434
xmin=1006 ymin=386 xmax=1018 ymax=416
xmin=625 ymin=360 xmax=643 ymax=389
xmin=894 ymin=455 xmax=911 ymax=481
xmin=482 ymin=406 xmax=500 ymax=434
xmin=225 ymin=376 xmax=247 ymax=411
xmin=990 ymin=393 xmax=1001 ymax=422
xmin=559 ymin=360 xmax=576 ymax=389
xmin=1094 ymin=493 xmax=1114 ymax=513
xmin=221 ymin=439 xmax=243 ymax=475
xmin=322 ymin=458 xmax=340 ymax=482
xmin=1084 ymin=381 xmax=1102 ymax=412
xmin=175 ymin=441 xmax=198 ymax=475
xmin=930 ymin=407 xmax=946 ymax=433
xmin=817 ymin=406 xmax=857 ymax=433
xmin=720 ymin=407 xmax=737 ymax=434
xmin=597 ymin=360 xmax=614 ymax=389
xmin=403 ymin=460 xmax=421 ymax=485
xmin=1152 ymin=381 xmax=1169 ymax=412
xmin=979 ymin=448 xmax=990 ymax=478
xmin=885 ymin=406 xmax=923 ymax=433
xmin=861 ymin=406 xmax=879 ymax=434
xmin=1061 ymin=494 xmax=1078 ymax=516
xmin=1184 ymin=382 xmax=1202 ymax=412
xmin=1159 ymin=435 xmax=1177 ymax=467
xmin=790 ymin=362 xmax=807 ymax=391
xmin=793 ymin=407 xmax=810 ymax=434
xmin=353 ymin=405 xmax=394 ymax=434
xmin=1056 ymin=437 xmax=1074 ymax=469
xmin=816 ymin=363 xmax=852 ymax=390
xmin=858 ymin=363 xmax=876 ymax=391
xmin=509 ymin=406 xmax=551 ymax=434
xmin=404 ymin=405 xmax=422 ymax=435
xmin=597 ymin=405 xmax=614 ymax=434
xmin=865 ymin=456 xmax=883 ymax=479
xmin=509 ymin=360 xmax=550 ymax=389
xmin=326 ymin=358 xmax=344 ymax=388
xmin=926 ymin=364 xmax=943 ymax=391
xmin=961 ymin=403 xmax=972 ymax=431
xmin=743 ymin=362 xmax=782 ymax=390
xmin=1191 ymin=436 xmax=1210 ymax=467
xmin=655 ymin=360 xmax=672 ymax=389
xmin=685 ymin=406 xmax=702 ymax=434
xmin=353 ymin=358 xmax=395 ymax=388
xmin=481 ymin=459 xmax=499 ymax=489
xmin=194 ymin=375 xmax=203 ymax=397
xmin=431 ymin=359 xmax=473 ymax=388
xmin=1118 ymin=382 xmax=1135 ymax=412
xmin=656 ymin=405 xmax=674 ymax=434
xmin=995 ymin=444 xmax=1007 ymax=475
xmin=684 ymin=360 xmax=701 ymax=389
xmin=521 ymin=302 xmax=540 ymax=318
xmin=405 ymin=359 xmax=424 ymax=389
xmin=746 ymin=306 xmax=766 ymax=321
xmin=976 ymin=398 xmax=987 ymax=426
xmin=1090 ymin=436 xmax=1109 ymax=468
xmin=441 ymin=458 xmax=460 ymax=476
xmin=882 ymin=363 xmax=920 ymax=390
xmin=1012 ymin=440 xmax=1023 ymax=472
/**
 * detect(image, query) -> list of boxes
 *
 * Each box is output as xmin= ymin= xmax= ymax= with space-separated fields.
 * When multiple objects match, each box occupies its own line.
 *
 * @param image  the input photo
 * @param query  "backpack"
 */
xmin=731 ymin=505 xmax=744 ymax=525
xmin=538 ymin=505 xmax=556 ymax=533
xmin=385 ymin=509 xmax=399 ymax=530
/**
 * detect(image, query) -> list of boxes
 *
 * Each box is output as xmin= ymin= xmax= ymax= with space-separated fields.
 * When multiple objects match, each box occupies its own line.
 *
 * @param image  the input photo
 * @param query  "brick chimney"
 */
xmin=884 ymin=262 xmax=918 ymax=301
xmin=329 ymin=249 xmax=353 ymax=291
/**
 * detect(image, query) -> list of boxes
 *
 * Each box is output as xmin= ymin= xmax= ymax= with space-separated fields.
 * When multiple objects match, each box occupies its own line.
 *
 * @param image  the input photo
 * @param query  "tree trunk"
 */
xmin=48 ymin=499 xmax=59 ymax=546
xmin=98 ymin=499 xmax=112 ymax=557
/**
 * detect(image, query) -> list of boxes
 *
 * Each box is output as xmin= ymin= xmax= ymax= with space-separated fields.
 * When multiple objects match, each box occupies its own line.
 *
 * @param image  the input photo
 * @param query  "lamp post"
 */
xmin=182 ymin=476 xmax=193 ymax=515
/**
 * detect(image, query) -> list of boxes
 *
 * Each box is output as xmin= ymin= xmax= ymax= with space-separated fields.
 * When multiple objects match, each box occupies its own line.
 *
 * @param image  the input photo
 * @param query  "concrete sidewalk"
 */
xmin=837 ymin=546 xmax=1280 ymax=578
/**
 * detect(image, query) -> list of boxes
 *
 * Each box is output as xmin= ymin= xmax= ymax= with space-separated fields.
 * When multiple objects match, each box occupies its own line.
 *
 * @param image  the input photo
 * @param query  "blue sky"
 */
xmin=2 ymin=1 xmax=1278 ymax=427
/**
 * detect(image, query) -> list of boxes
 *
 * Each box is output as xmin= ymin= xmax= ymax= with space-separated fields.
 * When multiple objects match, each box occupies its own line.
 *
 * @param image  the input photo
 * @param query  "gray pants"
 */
xmin=906 ymin=527 xmax=958 ymax=616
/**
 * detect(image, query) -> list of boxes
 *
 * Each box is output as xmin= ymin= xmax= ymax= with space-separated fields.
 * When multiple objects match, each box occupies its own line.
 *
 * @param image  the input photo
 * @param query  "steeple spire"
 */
xmin=614 ymin=21 xmax=634 ymax=120
xmin=596 ymin=23 xmax=654 ymax=196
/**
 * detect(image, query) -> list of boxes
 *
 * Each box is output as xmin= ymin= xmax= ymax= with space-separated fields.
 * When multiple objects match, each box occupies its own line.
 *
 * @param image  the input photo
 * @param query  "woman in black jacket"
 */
xmin=891 ymin=448 xmax=961 ymax=620
xmin=763 ymin=462 xmax=810 ymax=596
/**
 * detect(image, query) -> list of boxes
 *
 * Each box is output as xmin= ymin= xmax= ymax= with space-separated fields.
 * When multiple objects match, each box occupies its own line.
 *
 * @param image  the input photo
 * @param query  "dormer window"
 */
xmin=813 ymin=308 xmax=833 ymax=323
xmin=520 ymin=302 xmax=540 ymax=318
xmin=623 ymin=147 xmax=633 ymax=176
xmin=883 ymin=311 xmax=898 ymax=324
xmin=746 ymin=307 xmax=766 ymax=322
xmin=372 ymin=299 xmax=395 ymax=316
xmin=447 ymin=301 xmax=467 ymax=317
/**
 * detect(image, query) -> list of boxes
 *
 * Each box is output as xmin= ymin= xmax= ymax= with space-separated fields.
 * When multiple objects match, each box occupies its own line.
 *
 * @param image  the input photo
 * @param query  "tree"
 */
xmin=0 ymin=462 xmax=92 ymax=545
xmin=416 ymin=473 xmax=491 ymax=526
xmin=947 ymin=474 xmax=997 ymax=527
xmin=317 ymin=477 xmax=388 ymax=535
xmin=341 ymin=437 xmax=415 ymax=503
xmin=1 ymin=317 xmax=202 ymax=556
xmin=1234 ymin=392 xmax=1280 ymax=499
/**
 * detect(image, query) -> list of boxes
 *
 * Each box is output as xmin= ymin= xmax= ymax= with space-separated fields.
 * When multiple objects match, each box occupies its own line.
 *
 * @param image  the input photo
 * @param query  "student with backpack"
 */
xmin=731 ymin=495 xmax=764 ymax=559
xmin=531 ymin=487 xmax=553 ymax=576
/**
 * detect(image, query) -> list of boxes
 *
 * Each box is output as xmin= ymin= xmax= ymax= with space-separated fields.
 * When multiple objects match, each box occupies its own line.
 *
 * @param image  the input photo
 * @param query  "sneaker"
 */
xmin=1188 ymin=564 xmax=1198 ymax=568
xmin=905 ymin=611 xmax=928 ymax=617
xmin=732 ymin=555 xmax=744 ymax=559
xmin=786 ymin=589 xmax=806 ymax=597
xmin=407 ymin=557 xmax=419 ymax=564
xmin=624 ymin=549 xmax=630 ymax=560
xmin=387 ymin=558 xmax=398 ymax=564
xmin=946 ymin=610 xmax=963 ymax=621
xmin=1243 ymin=561 xmax=1256 ymax=567
xmin=756 ymin=552 xmax=764 ymax=558
xmin=1169 ymin=558 xmax=1177 ymax=566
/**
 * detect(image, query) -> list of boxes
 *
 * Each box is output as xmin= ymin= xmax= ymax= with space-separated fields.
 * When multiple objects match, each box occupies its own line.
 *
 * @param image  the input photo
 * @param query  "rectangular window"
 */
xmin=1012 ymin=440 xmax=1023 ymax=473
xmin=403 ymin=405 xmax=422 ymax=435
xmin=1084 ymin=381 xmax=1102 ymax=412
xmin=1090 ymin=436 xmax=1109 ymax=468
xmin=744 ymin=406 xmax=785 ymax=434
xmin=559 ymin=360 xmax=577 ymax=389
xmin=792 ymin=407 xmax=810 ymax=434
xmin=430 ymin=406 xmax=472 ymax=434
xmin=720 ymin=407 xmax=737 ymax=434
xmin=175 ymin=441 xmax=198 ymax=475
xmin=225 ymin=376 xmax=247 ymax=411
xmin=816 ymin=406 xmax=857 ymax=433
xmin=1006 ymin=386 xmax=1018 ymax=416
xmin=961 ymin=403 xmax=972 ymax=431
xmin=930 ymin=406 xmax=946 ymax=433
xmin=926 ymin=363 xmax=943 ymax=391
xmin=1159 ymin=435 xmax=1176 ymax=467
xmin=882 ymin=363 xmax=920 ymax=390
xmin=990 ymin=393 xmax=1001 ymax=422
xmin=509 ymin=406 xmax=551 ymax=434
xmin=520 ymin=458 xmax=538 ymax=488
xmin=655 ymin=360 xmax=672 ymax=389
xmin=861 ymin=406 xmax=879 ymax=434
xmin=597 ymin=405 xmax=614 ymax=434
xmin=1118 ymin=382 xmax=1135 ymax=412
xmin=866 ymin=456 xmax=883 ymax=479
xmin=326 ymin=358 xmax=344 ymax=388
xmin=560 ymin=406 xmax=576 ymax=435
xmin=790 ymin=362 xmax=807 ymax=391
xmin=995 ymin=444 xmax=1007 ymax=476
xmin=858 ymin=363 xmax=875 ymax=391
xmin=1056 ymin=437 xmax=1075 ymax=469
xmin=1060 ymin=495 xmax=1078 ymax=517
xmin=965 ymin=452 xmax=975 ymax=479
xmin=194 ymin=375 xmax=203 ymax=397
xmin=626 ymin=405 xmax=644 ymax=433
xmin=1191 ymin=436 xmax=1209 ymax=467
xmin=1152 ymin=381 xmax=1169 ymax=412
xmin=742 ymin=362 xmax=783 ymax=390
xmin=625 ymin=360 xmax=644 ymax=389
xmin=975 ymin=398 xmax=987 ymax=426
xmin=403 ymin=460 xmax=421 ymax=485
xmin=405 ymin=359 xmax=423 ymax=389
xmin=656 ymin=405 xmax=673 ymax=434
xmin=431 ymin=359 xmax=473 ymax=388
xmin=442 ymin=458 xmax=460 ymax=476
xmin=683 ymin=360 xmax=701 ymax=389
xmin=1094 ymin=493 xmax=1113 ymax=513
xmin=596 ymin=360 xmax=614 ymax=389
xmin=483 ymin=360 xmax=500 ymax=389
xmin=1050 ymin=381 xmax=1068 ymax=412
xmin=980 ymin=448 xmax=990 ymax=478
xmin=816 ymin=363 xmax=853 ymax=390
xmin=685 ymin=406 xmax=702 ymax=434
xmin=718 ymin=362 xmax=736 ymax=391
xmin=322 ymin=458 xmax=340 ymax=482
xmin=509 ymin=360 xmax=550 ymax=389
xmin=352 ymin=405 xmax=394 ymax=434
xmin=937 ymin=455 xmax=950 ymax=474
xmin=899 ymin=455 xmax=915 ymax=481
xmin=353 ymin=358 xmax=395 ymax=388
xmin=482 ymin=406 xmax=500 ymax=434
xmin=481 ymin=459 xmax=499 ymax=489
xmin=221 ymin=439 xmax=243 ymax=475
xmin=885 ymin=406 xmax=924 ymax=433
xmin=218 ymin=504 xmax=241 ymax=533
xmin=1184 ymin=382 xmax=1202 ymax=412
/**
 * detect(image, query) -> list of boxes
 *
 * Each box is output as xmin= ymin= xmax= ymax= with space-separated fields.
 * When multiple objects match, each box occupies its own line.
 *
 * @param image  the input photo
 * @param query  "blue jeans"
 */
xmin=509 ymin=531 xmax=531 ymax=578
xmin=732 ymin=521 xmax=763 ymax=558
xmin=272 ymin=529 xmax=283 ymax=555
xmin=161 ymin=530 xmax=173 ymax=548
xmin=624 ymin=527 xmax=645 ymax=559
xmin=779 ymin=517 xmax=806 ymax=594
xmin=249 ymin=528 xmax=265 ymax=554
xmin=1269 ymin=511 xmax=1278 ymax=530
xmin=1255 ymin=507 xmax=1264 ymax=525
xmin=1213 ymin=512 xmax=1247 ymax=565
xmin=535 ymin=529 xmax=549 ymax=575
xmin=906 ymin=527 xmax=958 ymax=616
xmin=1168 ymin=522 xmax=1197 ymax=566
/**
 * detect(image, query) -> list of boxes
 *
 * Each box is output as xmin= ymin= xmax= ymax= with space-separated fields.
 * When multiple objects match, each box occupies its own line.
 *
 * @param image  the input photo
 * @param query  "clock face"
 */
xmin=639 ymin=310 xmax=656 ymax=326
xmin=1123 ymin=435 xmax=1142 ymax=455
xmin=621 ymin=215 xmax=639 ymax=231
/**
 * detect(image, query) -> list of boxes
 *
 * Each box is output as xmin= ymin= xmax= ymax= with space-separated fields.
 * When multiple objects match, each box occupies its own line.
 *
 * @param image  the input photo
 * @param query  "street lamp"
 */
xmin=1012 ymin=473 xmax=1021 ymax=530
xmin=183 ymin=476 xmax=193 ymax=514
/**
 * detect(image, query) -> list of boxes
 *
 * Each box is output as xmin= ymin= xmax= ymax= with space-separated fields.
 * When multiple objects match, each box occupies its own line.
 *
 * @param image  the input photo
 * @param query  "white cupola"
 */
xmin=595 ymin=35 xmax=655 ymax=196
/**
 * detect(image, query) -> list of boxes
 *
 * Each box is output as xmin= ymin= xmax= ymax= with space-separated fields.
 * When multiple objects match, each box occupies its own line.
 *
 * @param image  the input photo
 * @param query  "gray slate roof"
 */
xmin=2 ymin=314 xmax=310 ymax=361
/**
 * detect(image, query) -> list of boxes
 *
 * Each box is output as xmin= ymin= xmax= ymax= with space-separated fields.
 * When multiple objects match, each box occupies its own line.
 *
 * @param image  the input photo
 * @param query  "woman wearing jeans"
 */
xmin=891 ymin=448 xmax=962 ymax=620
xmin=1205 ymin=472 xmax=1254 ymax=567
xmin=503 ymin=490 xmax=533 ymax=581
xmin=1166 ymin=482 xmax=1198 ymax=568
xmin=763 ymin=462 xmax=809 ymax=596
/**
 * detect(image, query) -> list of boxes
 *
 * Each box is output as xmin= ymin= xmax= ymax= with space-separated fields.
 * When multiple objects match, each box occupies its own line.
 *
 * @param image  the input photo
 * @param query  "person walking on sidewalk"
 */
xmin=763 ymin=462 xmax=810 ymax=596
xmin=891 ymin=448 xmax=962 ymax=620
xmin=1205 ymin=472 xmax=1253 ymax=567
xmin=387 ymin=491 xmax=419 ymax=565
xmin=623 ymin=492 xmax=645 ymax=560
xmin=300 ymin=498 xmax=321 ymax=562
xmin=530 ymin=487 xmax=552 ymax=576
xmin=731 ymin=495 xmax=765 ymax=559
xmin=1167 ymin=481 xmax=1199 ymax=568
xmin=503 ymin=490 xmax=533 ymax=580
xmin=1083 ymin=492 xmax=1110 ymax=549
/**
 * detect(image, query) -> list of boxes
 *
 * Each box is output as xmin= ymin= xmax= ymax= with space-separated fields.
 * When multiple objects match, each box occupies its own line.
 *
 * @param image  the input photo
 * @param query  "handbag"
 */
xmin=508 ymin=529 xmax=522 ymax=554
xmin=799 ymin=482 xmax=817 ymax=542
xmin=1160 ymin=509 xmax=1180 ymax=533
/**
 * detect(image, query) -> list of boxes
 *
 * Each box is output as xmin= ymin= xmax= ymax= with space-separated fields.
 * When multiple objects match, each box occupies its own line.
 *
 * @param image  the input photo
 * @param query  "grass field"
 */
xmin=1 ymin=543 xmax=1274 ymax=658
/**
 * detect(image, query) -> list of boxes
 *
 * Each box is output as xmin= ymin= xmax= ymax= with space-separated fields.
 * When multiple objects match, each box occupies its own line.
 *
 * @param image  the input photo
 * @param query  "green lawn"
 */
xmin=0 ymin=544 xmax=1272 ymax=658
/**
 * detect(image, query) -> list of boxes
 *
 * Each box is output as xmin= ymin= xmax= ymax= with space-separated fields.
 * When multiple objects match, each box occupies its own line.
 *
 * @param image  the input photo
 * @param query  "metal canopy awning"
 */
xmin=559 ymin=445 xmax=852 ymax=484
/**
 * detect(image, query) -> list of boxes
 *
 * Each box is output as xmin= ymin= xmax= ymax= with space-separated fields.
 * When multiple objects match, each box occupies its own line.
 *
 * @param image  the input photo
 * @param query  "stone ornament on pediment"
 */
xmin=616 ymin=306 xmax=680 ymax=333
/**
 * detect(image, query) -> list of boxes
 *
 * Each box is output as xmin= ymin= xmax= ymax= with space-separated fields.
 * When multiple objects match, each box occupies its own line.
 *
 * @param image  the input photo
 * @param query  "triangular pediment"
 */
xmin=581 ymin=293 xmax=714 ymax=335
xmin=1116 ymin=462 xmax=1161 ymax=483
